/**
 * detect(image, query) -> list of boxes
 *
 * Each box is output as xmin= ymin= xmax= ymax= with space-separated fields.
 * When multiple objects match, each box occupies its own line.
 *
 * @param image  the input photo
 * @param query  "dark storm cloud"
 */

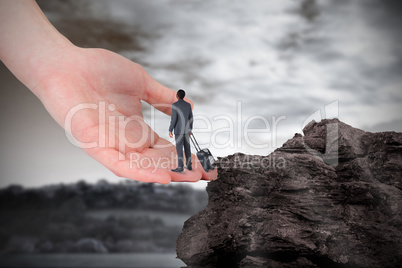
xmin=321 ymin=0 xmax=402 ymax=60
xmin=358 ymin=0 xmax=402 ymax=87
xmin=36 ymin=0 xmax=157 ymax=61
xmin=363 ymin=118 xmax=402 ymax=133
xmin=360 ymin=2 xmax=402 ymax=64
xmin=249 ymin=100 xmax=321 ymax=123
xmin=365 ymin=0 xmax=402 ymax=38
xmin=294 ymin=0 xmax=320 ymax=22
xmin=278 ymin=0 xmax=320 ymax=53
xmin=283 ymin=0 xmax=402 ymax=118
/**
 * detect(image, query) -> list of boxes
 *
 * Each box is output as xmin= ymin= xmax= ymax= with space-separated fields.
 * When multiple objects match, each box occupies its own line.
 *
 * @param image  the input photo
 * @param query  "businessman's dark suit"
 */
xmin=169 ymin=99 xmax=193 ymax=169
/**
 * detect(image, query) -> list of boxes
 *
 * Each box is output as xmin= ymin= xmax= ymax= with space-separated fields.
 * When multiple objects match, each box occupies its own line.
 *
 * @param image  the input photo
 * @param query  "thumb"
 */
xmin=141 ymin=69 xmax=194 ymax=115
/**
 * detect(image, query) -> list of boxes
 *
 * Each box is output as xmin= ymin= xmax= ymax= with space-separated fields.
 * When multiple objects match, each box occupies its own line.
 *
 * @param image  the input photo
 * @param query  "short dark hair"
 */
xmin=177 ymin=89 xmax=185 ymax=99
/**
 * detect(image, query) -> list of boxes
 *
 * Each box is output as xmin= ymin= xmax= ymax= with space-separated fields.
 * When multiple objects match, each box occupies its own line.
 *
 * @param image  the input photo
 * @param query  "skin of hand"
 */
xmin=169 ymin=132 xmax=174 ymax=138
xmin=0 ymin=0 xmax=217 ymax=184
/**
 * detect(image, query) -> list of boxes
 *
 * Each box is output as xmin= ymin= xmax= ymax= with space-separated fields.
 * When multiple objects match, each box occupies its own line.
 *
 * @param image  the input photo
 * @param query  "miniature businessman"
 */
xmin=169 ymin=89 xmax=193 ymax=172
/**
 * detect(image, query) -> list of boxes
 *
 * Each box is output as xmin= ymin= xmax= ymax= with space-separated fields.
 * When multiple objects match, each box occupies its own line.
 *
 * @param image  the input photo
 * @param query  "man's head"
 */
xmin=177 ymin=89 xmax=185 ymax=99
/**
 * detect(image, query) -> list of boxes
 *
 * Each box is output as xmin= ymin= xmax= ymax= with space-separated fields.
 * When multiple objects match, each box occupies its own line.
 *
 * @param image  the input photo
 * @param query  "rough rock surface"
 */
xmin=177 ymin=119 xmax=402 ymax=268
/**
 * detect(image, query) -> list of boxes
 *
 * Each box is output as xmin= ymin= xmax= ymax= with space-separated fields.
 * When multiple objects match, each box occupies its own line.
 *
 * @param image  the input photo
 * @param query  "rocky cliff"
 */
xmin=176 ymin=119 xmax=402 ymax=268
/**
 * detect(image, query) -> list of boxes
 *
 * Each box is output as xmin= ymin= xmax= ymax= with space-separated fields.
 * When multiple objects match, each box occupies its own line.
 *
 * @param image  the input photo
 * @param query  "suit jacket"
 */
xmin=169 ymin=99 xmax=193 ymax=135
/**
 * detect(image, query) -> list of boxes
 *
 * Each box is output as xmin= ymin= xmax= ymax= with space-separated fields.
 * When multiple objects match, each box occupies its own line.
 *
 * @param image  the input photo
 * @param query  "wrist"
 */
xmin=29 ymin=41 xmax=76 ymax=98
xmin=0 ymin=0 xmax=74 ymax=96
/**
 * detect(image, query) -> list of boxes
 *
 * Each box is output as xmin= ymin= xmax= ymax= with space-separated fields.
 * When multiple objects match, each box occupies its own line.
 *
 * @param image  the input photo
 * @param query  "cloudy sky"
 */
xmin=1 ymin=0 xmax=401 ymax=188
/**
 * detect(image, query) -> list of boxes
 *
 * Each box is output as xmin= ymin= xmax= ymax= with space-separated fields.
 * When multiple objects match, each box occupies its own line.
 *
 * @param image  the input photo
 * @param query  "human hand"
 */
xmin=169 ymin=132 xmax=173 ymax=138
xmin=0 ymin=0 xmax=217 ymax=184
xmin=37 ymin=46 xmax=218 ymax=184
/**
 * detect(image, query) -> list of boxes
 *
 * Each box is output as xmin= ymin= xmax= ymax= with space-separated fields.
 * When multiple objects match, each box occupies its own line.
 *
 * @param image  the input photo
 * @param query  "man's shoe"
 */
xmin=171 ymin=167 xmax=184 ymax=173
xmin=185 ymin=165 xmax=192 ymax=171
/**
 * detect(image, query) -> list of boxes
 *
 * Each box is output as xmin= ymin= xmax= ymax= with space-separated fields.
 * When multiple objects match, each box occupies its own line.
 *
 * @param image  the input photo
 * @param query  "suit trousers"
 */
xmin=175 ymin=133 xmax=192 ymax=168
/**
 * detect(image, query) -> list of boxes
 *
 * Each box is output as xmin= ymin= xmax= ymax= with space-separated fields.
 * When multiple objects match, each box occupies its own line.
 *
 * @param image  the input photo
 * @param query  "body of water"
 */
xmin=0 ymin=253 xmax=185 ymax=268
xmin=86 ymin=209 xmax=191 ymax=227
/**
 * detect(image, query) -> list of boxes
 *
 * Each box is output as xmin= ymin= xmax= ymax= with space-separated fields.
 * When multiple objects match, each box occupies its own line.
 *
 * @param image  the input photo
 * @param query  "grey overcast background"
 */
xmin=1 ymin=0 xmax=401 ymax=188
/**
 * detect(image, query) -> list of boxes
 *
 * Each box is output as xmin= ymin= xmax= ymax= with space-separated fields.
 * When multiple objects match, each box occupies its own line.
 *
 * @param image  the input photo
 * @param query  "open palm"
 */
xmin=37 ymin=46 xmax=217 ymax=184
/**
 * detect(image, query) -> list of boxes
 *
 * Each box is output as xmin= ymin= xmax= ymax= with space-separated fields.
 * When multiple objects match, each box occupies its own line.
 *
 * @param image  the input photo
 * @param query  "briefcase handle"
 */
xmin=189 ymin=133 xmax=201 ymax=151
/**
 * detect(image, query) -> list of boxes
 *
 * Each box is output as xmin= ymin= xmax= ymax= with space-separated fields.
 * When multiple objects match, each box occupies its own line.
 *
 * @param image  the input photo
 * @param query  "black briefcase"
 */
xmin=190 ymin=134 xmax=216 ymax=172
